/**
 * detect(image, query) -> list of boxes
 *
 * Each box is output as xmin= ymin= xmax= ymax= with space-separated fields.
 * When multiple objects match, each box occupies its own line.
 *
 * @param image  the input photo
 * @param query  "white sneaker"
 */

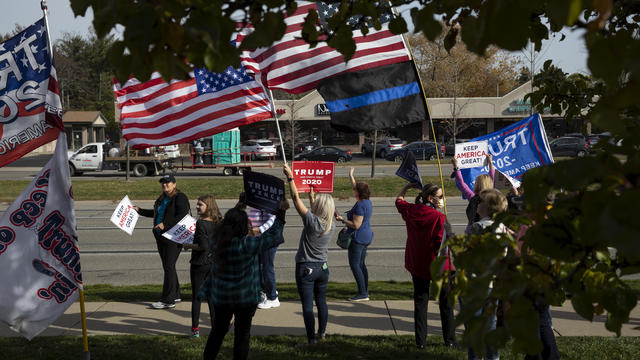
xmin=151 ymin=301 xmax=175 ymax=309
xmin=257 ymin=297 xmax=280 ymax=309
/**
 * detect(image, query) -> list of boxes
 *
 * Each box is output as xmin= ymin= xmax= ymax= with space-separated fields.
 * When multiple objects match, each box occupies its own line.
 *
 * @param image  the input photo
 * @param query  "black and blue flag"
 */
xmin=317 ymin=60 xmax=428 ymax=133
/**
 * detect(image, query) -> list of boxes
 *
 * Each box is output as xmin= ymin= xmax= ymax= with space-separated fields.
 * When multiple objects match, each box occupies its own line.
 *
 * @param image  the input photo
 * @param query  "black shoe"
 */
xmin=417 ymin=344 xmax=426 ymax=350
xmin=444 ymin=342 xmax=461 ymax=349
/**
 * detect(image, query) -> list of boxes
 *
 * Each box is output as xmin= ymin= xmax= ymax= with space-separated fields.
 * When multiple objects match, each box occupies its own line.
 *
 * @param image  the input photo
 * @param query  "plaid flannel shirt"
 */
xmin=199 ymin=218 xmax=284 ymax=307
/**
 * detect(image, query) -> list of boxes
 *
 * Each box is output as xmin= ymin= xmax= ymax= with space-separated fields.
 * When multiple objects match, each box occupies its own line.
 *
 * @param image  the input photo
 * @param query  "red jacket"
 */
xmin=395 ymin=198 xmax=445 ymax=280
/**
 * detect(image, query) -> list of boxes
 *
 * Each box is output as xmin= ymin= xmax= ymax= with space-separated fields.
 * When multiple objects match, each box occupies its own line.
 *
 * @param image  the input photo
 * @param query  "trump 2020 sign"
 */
xmin=292 ymin=161 xmax=335 ymax=193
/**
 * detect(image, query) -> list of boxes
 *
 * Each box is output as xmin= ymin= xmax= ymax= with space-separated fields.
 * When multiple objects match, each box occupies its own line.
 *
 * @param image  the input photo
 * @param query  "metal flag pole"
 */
xmin=41 ymin=1 xmax=90 ymax=359
xmin=392 ymin=9 xmax=448 ymax=216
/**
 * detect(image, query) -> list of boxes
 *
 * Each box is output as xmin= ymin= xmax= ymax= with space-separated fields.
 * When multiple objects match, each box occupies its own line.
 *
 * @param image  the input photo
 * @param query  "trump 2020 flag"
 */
xmin=0 ymin=17 xmax=63 ymax=167
xmin=395 ymin=150 xmax=423 ymax=189
xmin=458 ymin=113 xmax=554 ymax=191
xmin=0 ymin=132 xmax=82 ymax=339
xmin=317 ymin=61 xmax=428 ymax=132
xmin=114 ymin=66 xmax=272 ymax=149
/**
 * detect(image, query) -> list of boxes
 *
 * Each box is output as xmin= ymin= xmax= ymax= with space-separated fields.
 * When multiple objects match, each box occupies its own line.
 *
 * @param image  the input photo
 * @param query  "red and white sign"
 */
xmin=292 ymin=161 xmax=334 ymax=193
xmin=110 ymin=196 xmax=139 ymax=235
xmin=455 ymin=140 xmax=489 ymax=169
xmin=162 ymin=214 xmax=197 ymax=244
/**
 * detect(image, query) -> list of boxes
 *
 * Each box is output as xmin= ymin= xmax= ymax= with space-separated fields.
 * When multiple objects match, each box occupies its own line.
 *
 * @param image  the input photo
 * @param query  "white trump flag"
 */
xmin=0 ymin=131 xmax=82 ymax=339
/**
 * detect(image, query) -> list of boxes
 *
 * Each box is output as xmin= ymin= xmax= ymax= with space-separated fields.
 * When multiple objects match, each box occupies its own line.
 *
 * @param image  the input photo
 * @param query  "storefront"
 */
xmin=239 ymin=81 xmax=571 ymax=150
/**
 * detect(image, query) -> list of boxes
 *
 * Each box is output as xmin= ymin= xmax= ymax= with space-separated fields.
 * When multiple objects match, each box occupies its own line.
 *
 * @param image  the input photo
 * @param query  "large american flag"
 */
xmin=114 ymin=66 xmax=272 ymax=149
xmin=238 ymin=1 xmax=410 ymax=94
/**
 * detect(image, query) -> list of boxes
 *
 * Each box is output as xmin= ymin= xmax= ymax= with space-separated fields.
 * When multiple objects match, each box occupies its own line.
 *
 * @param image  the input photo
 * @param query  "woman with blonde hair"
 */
xmin=183 ymin=194 xmax=221 ymax=338
xmin=452 ymin=154 xmax=495 ymax=233
xmin=283 ymin=163 xmax=335 ymax=345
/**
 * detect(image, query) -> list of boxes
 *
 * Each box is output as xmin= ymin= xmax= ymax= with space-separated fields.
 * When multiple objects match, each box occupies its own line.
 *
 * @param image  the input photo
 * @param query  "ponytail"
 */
xmin=415 ymin=183 xmax=440 ymax=205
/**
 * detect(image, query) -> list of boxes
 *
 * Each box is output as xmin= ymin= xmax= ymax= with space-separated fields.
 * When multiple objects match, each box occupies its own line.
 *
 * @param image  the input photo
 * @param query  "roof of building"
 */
xmin=62 ymin=111 xmax=107 ymax=126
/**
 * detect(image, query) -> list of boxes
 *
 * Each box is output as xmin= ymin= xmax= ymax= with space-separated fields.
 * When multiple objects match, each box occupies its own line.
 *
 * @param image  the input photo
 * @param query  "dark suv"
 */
xmin=549 ymin=136 xmax=588 ymax=157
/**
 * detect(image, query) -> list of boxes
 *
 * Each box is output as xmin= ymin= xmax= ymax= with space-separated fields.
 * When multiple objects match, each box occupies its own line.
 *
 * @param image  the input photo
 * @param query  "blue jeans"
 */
xmin=260 ymin=246 xmax=278 ymax=300
xmin=524 ymin=305 xmax=559 ymax=360
xmin=295 ymin=262 xmax=329 ymax=343
xmin=348 ymin=242 xmax=369 ymax=296
xmin=460 ymin=295 xmax=499 ymax=360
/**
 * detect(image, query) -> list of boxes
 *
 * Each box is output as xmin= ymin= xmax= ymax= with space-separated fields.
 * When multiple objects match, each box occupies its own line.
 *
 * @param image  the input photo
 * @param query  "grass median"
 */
xmin=82 ymin=280 xmax=640 ymax=303
xmin=2 ymin=335 xmax=639 ymax=360
xmin=0 ymin=176 xmax=459 ymax=202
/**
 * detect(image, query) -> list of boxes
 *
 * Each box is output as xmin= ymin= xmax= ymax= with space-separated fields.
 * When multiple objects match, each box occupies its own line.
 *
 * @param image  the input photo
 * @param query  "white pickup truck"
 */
xmin=68 ymin=142 xmax=178 ymax=177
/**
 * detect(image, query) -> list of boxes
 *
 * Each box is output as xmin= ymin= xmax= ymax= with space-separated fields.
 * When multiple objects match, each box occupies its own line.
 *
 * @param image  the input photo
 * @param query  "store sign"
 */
xmin=315 ymin=104 xmax=330 ymax=116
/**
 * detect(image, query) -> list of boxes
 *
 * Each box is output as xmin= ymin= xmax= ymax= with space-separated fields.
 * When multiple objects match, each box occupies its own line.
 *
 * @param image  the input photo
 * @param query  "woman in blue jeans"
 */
xmin=335 ymin=167 xmax=373 ymax=301
xmin=284 ymin=163 xmax=336 ymax=345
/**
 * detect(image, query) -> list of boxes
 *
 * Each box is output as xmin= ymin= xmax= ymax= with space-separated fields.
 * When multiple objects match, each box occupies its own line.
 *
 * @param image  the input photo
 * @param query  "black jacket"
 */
xmin=138 ymin=192 xmax=190 ymax=232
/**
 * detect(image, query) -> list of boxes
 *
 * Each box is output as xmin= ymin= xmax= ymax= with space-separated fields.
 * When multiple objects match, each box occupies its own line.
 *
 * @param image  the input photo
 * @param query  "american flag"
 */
xmin=114 ymin=66 xmax=273 ymax=149
xmin=238 ymin=1 xmax=410 ymax=94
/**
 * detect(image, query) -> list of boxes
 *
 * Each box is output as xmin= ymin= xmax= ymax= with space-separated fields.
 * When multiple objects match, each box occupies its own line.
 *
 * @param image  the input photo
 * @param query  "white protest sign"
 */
xmin=162 ymin=214 xmax=197 ymax=244
xmin=455 ymin=140 xmax=489 ymax=169
xmin=110 ymin=195 xmax=139 ymax=235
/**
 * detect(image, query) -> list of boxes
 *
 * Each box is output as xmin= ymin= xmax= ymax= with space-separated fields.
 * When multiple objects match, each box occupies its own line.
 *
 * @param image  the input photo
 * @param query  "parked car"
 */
xmin=275 ymin=141 xmax=318 ymax=159
xmin=444 ymin=138 xmax=470 ymax=156
xmin=294 ymin=146 xmax=352 ymax=163
xmin=549 ymin=136 xmax=588 ymax=157
xmin=385 ymin=141 xmax=445 ymax=162
xmin=240 ymin=139 xmax=277 ymax=160
xmin=587 ymin=132 xmax=612 ymax=149
xmin=361 ymin=138 xmax=404 ymax=157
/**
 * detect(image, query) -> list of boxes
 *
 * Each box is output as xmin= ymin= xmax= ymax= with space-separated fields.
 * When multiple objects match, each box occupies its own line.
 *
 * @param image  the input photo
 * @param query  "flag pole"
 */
xmin=393 ymin=10 xmax=448 ymax=216
xmin=264 ymin=87 xmax=287 ymax=163
xmin=41 ymin=1 xmax=90 ymax=359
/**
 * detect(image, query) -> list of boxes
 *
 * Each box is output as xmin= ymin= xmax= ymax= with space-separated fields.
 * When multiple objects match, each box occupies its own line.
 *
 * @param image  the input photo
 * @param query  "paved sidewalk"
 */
xmin=1 ymin=300 xmax=639 ymax=338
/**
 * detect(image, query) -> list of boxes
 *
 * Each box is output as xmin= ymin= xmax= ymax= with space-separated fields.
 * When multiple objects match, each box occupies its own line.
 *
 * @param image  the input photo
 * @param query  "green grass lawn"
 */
xmin=1 ymin=335 xmax=639 ymax=360
xmin=0 ymin=176 xmax=459 ymax=202
xmin=82 ymin=281 xmax=415 ymax=302
xmin=81 ymin=280 xmax=640 ymax=302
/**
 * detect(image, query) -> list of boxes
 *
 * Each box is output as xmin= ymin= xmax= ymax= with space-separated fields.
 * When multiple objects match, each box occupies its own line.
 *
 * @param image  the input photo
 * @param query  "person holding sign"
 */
xmin=283 ymin=163 xmax=336 ymax=346
xmin=395 ymin=182 xmax=446 ymax=350
xmin=199 ymin=205 xmax=287 ymax=360
xmin=452 ymin=154 xmax=495 ymax=233
xmin=335 ymin=167 xmax=373 ymax=302
xmin=133 ymin=174 xmax=190 ymax=309
xmin=182 ymin=195 xmax=221 ymax=338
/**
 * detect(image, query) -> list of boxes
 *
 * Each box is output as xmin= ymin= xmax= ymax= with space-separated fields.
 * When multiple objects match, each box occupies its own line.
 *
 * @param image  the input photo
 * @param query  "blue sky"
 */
xmin=1 ymin=1 xmax=589 ymax=75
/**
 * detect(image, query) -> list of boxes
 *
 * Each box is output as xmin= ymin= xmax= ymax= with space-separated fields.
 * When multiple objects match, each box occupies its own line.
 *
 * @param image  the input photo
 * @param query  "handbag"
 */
xmin=336 ymin=227 xmax=353 ymax=249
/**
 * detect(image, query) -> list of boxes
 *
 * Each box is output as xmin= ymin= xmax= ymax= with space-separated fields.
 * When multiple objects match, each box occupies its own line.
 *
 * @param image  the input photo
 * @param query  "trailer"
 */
xmin=177 ymin=149 xmax=276 ymax=176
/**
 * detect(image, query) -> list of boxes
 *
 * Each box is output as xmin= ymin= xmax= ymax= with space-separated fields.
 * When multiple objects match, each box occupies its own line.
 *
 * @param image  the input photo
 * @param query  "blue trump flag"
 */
xmin=396 ymin=151 xmax=423 ymax=189
xmin=459 ymin=113 xmax=554 ymax=193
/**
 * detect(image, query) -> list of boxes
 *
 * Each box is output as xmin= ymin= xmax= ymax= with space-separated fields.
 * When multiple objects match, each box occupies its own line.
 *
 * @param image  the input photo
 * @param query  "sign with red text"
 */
xmin=110 ymin=196 xmax=139 ymax=236
xmin=292 ymin=161 xmax=334 ymax=193
xmin=455 ymin=140 xmax=489 ymax=169
xmin=162 ymin=214 xmax=197 ymax=244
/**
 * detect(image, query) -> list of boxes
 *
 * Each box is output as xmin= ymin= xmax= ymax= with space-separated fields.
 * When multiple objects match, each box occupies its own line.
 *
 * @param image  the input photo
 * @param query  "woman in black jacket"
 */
xmin=134 ymin=174 xmax=190 ymax=309
xmin=183 ymin=194 xmax=221 ymax=337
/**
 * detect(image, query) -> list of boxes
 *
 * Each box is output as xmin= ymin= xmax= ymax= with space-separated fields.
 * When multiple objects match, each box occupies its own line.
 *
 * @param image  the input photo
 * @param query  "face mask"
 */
xmin=437 ymin=198 xmax=445 ymax=209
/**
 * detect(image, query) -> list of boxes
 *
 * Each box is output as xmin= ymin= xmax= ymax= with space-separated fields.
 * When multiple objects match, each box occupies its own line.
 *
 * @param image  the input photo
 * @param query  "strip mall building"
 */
xmin=241 ymin=81 xmax=582 ymax=152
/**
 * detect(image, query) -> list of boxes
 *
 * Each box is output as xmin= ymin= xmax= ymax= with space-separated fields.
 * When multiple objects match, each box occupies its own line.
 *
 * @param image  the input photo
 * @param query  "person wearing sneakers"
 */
xmin=395 ymin=182 xmax=446 ymax=350
xmin=284 ymin=163 xmax=335 ymax=346
xmin=133 ymin=174 xmax=190 ymax=309
xmin=335 ymin=167 xmax=373 ymax=302
xmin=182 ymin=194 xmax=221 ymax=338
xmin=246 ymin=205 xmax=280 ymax=310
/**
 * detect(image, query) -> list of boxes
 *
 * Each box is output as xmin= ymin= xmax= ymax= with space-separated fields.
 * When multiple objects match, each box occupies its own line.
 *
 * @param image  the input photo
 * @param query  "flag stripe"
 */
xmin=325 ymin=82 xmax=421 ymax=113
xmin=238 ymin=1 xmax=409 ymax=93
xmin=115 ymin=68 xmax=272 ymax=149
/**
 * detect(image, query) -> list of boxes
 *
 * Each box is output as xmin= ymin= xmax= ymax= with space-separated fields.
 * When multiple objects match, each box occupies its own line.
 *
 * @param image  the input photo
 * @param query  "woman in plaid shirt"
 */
xmin=200 ymin=202 xmax=287 ymax=359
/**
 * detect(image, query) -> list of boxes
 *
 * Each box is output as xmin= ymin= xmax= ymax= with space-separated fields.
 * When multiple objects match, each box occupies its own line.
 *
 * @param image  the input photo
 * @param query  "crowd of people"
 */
xmin=130 ymin=160 xmax=558 ymax=360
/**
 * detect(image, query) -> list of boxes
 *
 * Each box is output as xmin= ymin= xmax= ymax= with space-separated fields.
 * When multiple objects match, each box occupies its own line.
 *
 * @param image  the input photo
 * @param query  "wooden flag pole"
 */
xmin=393 ymin=10 xmax=448 ymax=216
xmin=42 ymin=2 xmax=90 ymax=358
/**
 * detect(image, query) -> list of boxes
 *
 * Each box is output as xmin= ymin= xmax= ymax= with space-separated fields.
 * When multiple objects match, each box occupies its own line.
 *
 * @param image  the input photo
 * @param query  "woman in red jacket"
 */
xmin=395 ymin=182 xmax=446 ymax=350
